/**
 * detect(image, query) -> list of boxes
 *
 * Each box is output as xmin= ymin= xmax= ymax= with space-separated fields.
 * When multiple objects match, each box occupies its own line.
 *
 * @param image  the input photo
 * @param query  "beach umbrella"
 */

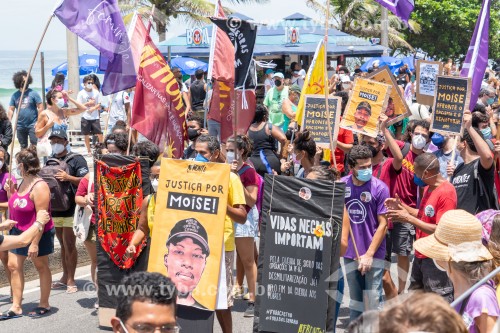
xmin=51 ymin=54 xmax=104 ymax=76
xmin=170 ymin=57 xmax=208 ymax=75
xmin=360 ymin=56 xmax=403 ymax=73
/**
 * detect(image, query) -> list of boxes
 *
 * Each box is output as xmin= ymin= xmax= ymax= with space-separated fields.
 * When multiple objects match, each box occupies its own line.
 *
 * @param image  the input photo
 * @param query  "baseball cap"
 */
xmin=166 ymin=218 xmax=210 ymax=256
xmin=49 ymin=129 xmax=68 ymax=141
xmin=289 ymin=84 xmax=301 ymax=94
xmin=265 ymin=69 xmax=275 ymax=75
xmin=273 ymin=72 xmax=284 ymax=79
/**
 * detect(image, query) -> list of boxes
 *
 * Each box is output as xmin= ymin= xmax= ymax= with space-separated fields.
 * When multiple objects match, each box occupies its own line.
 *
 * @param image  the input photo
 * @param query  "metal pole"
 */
xmin=381 ymin=7 xmax=389 ymax=56
xmin=41 ymin=51 xmax=46 ymax=109
xmin=66 ymin=29 xmax=80 ymax=131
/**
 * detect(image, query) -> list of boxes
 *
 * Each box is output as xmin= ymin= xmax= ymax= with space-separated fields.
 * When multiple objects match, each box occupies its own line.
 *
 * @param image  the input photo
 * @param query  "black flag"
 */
xmin=210 ymin=17 xmax=258 ymax=89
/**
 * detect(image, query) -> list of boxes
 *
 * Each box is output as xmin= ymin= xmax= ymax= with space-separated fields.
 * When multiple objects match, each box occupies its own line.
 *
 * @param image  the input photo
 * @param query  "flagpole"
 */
xmin=323 ymin=1 xmax=337 ymax=170
xmin=9 ymin=14 xmax=54 ymax=177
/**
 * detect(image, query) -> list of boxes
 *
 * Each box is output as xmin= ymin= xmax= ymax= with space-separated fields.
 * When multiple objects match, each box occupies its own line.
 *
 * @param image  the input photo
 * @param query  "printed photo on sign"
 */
xmin=367 ymin=66 xmax=410 ymax=125
xmin=299 ymin=187 xmax=312 ymax=200
xmin=148 ymin=158 xmax=230 ymax=311
xmin=340 ymin=77 xmax=392 ymax=138
xmin=416 ymin=60 xmax=443 ymax=106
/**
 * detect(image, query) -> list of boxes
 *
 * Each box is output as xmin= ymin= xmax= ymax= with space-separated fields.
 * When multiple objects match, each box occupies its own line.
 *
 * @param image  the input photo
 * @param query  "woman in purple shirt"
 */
xmin=1 ymin=146 xmax=54 ymax=320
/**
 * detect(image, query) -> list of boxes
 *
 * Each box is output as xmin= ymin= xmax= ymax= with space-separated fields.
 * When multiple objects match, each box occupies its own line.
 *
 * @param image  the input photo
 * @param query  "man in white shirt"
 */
xmin=290 ymin=62 xmax=306 ymax=88
xmin=77 ymin=75 xmax=103 ymax=155
xmin=108 ymin=89 xmax=131 ymax=133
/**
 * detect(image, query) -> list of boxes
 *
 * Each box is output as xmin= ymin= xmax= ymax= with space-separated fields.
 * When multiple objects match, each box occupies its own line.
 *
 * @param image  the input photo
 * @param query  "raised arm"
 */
xmin=464 ymin=110 xmax=493 ymax=170
xmin=380 ymin=113 xmax=404 ymax=171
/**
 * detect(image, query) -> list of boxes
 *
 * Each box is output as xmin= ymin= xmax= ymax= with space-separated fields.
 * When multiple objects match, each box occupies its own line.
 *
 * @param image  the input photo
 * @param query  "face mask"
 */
xmin=274 ymin=79 xmax=282 ymax=87
xmin=195 ymin=153 xmax=210 ymax=163
xmin=0 ymin=161 xmax=4 ymax=170
xmin=433 ymin=259 xmax=447 ymax=272
xmin=293 ymin=153 xmax=302 ymax=164
xmin=151 ymin=178 xmax=159 ymax=192
xmin=86 ymin=83 xmax=93 ymax=90
xmin=187 ymin=128 xmax=200 ymax=141
xmin=14 ymin=165 xmax=22 ymax=178
xmin=356 ymin=167 xmax=372 ymax=182
xmin=487 ymin=97 xmax=495 ymax=105
xmin=51 ymin=143 xmax=66 ymax=155
xmin=431 ymin=133 xmax=445 ymax=149
xmin=413 ymin=174 xmax=427 ymax=187
xmin=412 ymin=134 xmax=427 ymax=150
xmin=481 ymin=127 xmax=492 ymax=139
xmin=56 ymin=98 xmax=65 ymax=108
xmin=226 ymin=151 xmax=235 ymax=164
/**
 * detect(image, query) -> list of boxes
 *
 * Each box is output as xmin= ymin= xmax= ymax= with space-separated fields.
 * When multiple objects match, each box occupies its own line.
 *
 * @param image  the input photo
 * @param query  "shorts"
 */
xmin=391 ymin=222 xmax=415 ymax=256
xmin=235 ymin=206 xmax=259 ymax=238
xmin=53 ymin=216 xmax=74 ymax=228
xmin=9 ymin=227 xmax=55 ymax=257
xmin=81 ymin=118 xmax=102 ymax=135
xmin=409 ymin=257 xmax=454 ymax=302
xmin=225 ymin=251 xmax=234 ymax=307
xmin=384 ymin=229 xmax=393 ymax=270
xmin=85 ymin=223 xmax=97 ymax=242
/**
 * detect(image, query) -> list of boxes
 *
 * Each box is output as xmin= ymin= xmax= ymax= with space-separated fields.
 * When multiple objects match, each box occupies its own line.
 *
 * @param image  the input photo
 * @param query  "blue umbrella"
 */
xmin=51 ymin=54 xmax=104 ymax=76
xmin=170 ymin=57 xmax=208 ymax=75
xmin=360 ymin=56 xmax=403 ymax=73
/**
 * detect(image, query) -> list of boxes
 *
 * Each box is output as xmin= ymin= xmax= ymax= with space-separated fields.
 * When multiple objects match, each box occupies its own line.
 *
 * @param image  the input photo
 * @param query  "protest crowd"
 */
xmin=1 ymin=0 xmax=500 ymax=333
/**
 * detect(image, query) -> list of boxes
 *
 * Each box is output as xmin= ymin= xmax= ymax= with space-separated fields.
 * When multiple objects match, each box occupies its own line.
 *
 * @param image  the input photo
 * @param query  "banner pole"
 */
xmin=447 ymin=136 xmax=458 ymax=181
xmin=9 ymin=14 xmax=54 ymax=176
xmin=323 ymin=0 xmax=337 ymax=170
xmin=349 ymin=225 xmax=361 ymax=260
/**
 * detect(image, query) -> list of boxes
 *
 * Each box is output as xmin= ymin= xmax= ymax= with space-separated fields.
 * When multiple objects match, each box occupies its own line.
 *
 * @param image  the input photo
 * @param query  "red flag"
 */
xmin=128 ymin=13 xmax=149 ymax=74
xmin=131 ymin=35 xmax=186 ymax=158
xmin=220 ymin=90 xmax=256 ymax=142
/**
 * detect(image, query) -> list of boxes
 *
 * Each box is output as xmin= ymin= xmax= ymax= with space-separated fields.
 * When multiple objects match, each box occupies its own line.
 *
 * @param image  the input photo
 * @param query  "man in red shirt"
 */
xmin=386 ymin=153 xmax=455 ymax=301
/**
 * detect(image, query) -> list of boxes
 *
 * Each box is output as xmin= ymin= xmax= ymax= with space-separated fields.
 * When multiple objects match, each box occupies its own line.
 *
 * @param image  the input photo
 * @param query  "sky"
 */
xmin=0 ymin=0 xmax=320 ymax=52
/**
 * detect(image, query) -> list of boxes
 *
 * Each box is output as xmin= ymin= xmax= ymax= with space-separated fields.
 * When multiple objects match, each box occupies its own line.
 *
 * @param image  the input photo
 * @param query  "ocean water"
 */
xmin=0 ymin=50 xmax=98 ymax=108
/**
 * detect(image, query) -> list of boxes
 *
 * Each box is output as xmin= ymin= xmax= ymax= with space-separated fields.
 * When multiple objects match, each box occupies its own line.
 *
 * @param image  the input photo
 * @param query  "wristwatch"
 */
xmin=34 ymin=221 xmax=43 ymax=232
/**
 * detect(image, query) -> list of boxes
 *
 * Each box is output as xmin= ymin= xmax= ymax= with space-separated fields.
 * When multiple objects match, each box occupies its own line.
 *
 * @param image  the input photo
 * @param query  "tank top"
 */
xmin=283 ymin=102 xmax=297 ymax=133
xmin=52 ymin=118 xmax=69 ymax=132
xmin=190 ymin=80 xmax=206 ymax=110
xmin=249 ymin=123 xmax=276 ymax=156
xmin=8 ymin=180 xmax=54 ymax=232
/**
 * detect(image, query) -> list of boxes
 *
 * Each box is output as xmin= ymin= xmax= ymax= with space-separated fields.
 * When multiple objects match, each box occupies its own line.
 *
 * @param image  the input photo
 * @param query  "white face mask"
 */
xmin=151 ymin=178 xmax=159 ymax=192
xmin=412 ymin=134 xmax=427 ymax=150
xmin=0 ymin=161 xmax=4 ymax=170
xmin=86 ymin=83 xmax=93 ymax=90
xmin=56 ymin=98 xmax=65 ymax=108
xmin=226 ymin=151 xmax=235 ymax=164
xmin=52 ymin=143 xmax=66 ymax=155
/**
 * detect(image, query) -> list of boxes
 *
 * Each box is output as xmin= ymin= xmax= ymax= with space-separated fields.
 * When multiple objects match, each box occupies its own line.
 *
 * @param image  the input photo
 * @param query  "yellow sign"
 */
xmin=148 ymin=158 xmax=230 ymax=311
xmin=340 ymin=77 xmax=392 ymax=138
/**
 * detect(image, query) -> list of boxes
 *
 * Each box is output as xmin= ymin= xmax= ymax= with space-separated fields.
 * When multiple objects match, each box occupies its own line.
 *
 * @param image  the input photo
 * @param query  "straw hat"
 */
xmin=414 ymin=209 xmax=493 ymax=262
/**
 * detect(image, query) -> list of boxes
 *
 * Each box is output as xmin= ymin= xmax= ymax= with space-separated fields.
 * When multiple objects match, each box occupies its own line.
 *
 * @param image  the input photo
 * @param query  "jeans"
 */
xmin=333 ymin=265 xmax=344 ymax=333
xmin=17 ymin=126 xmax=37 ymax=149
xmin=344 ymin=258 xmax=384 ymax=322
xmin=207 ymin=119 xmax=220 ymax=141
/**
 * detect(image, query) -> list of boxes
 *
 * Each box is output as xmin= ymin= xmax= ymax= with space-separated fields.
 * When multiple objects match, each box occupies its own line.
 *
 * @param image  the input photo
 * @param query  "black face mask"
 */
xmin=187 ymin=128 xmax=200 ymax=141
xmin=275 ymin=79 xmax=282 ymax=87
xmin=361 ymin=142 xmax=379 ymax=158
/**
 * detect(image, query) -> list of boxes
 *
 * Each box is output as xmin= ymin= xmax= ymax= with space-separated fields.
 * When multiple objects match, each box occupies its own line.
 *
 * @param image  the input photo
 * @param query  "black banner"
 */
xmin=210 ymin=17 xmax=258 ymax=89
xmin=254 ymin=175 xmax=345 ymax=333
xmin=302 ymin=95 xmax=340 ymax=148
xmin=430 ymin=76 xmax=471 ymax=135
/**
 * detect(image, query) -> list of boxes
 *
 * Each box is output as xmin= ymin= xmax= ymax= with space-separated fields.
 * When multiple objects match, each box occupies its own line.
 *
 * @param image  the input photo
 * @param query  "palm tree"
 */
xmin=306 ymin=0 xmax=421 ymax=52
xmin=119 ymin=0 xmax=269 ymax=42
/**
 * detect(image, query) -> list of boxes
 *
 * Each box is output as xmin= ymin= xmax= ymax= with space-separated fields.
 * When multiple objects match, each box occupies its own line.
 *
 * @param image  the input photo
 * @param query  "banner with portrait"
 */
xmin=148 ymin=158 xmax=230 ymax=311
xmin=416 ymin=60 xmax=443 ymax=106
xmin=340 ymin=77 xmax=392 ymax=137
xmin=367 ymin=66 xmax=410 ymax=125
xmin=254 ymin=175 xmax=345 ymax=333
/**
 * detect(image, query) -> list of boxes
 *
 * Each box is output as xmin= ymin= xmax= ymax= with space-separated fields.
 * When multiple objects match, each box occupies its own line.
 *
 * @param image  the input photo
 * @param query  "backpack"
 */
xmin=238 ymin=164 xmax=265 ymax=219
xmin=39 ymin=153 xmax=76 ymax=212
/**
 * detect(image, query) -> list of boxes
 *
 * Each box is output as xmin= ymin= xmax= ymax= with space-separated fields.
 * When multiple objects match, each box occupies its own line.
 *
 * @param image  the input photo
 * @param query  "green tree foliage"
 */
xmin=406 ymin=0 xmax=500 ymax=61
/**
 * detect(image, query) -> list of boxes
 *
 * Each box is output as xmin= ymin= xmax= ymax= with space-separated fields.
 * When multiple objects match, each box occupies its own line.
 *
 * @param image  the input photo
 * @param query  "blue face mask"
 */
xmin=413 ymin=174 xmax=427 ymax=187
xmin=431 ymin=133 xmax=445 ymax=149
xmin=487 ymin=97 xmax=495 ymax=105
xmin=356 ymin=167 xmax=372 ymax=182
xmin=195 ymin=153 xmax=210 ymax=163
xmin=481 ymin=127 xmax=492 ymax=139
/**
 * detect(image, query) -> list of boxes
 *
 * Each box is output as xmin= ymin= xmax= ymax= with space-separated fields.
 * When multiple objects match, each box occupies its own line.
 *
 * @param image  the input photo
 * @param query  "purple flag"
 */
xmin=460 ymin=0 xmax=491 ymax=109
xmin=374 ymin=0 xmax=414 ymax=24
xmin=54 ymin=0 xmax=136 ymax=95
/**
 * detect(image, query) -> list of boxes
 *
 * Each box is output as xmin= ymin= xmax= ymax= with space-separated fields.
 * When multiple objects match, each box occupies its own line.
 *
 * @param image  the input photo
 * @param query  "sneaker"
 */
xmin=244 ymin=302 xmax=254 ymax=317
xmin=232 ymin=285 xmax=244 ymax=299
xmin=243 ymin=292 xmax=250 ymax=300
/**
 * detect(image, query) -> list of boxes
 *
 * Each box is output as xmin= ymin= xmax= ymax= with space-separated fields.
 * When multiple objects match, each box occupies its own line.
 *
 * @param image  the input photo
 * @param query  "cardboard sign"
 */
xmin=430 ymin=76 xmax=471 ymax=136
xmin=340 ymin=77 xmax=392 ymax=138
xmin=367 ymin=66 xmax=411 ymax=125
xmin=254 ymin=175 xmax=345 ymax=333
xmin=301 ymin=95 xmax=341 ymax=148
xmin=148 ymin=158 xmax=230 ymax=311
xmin=416 ymin=60 xmax=443 ymax=106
